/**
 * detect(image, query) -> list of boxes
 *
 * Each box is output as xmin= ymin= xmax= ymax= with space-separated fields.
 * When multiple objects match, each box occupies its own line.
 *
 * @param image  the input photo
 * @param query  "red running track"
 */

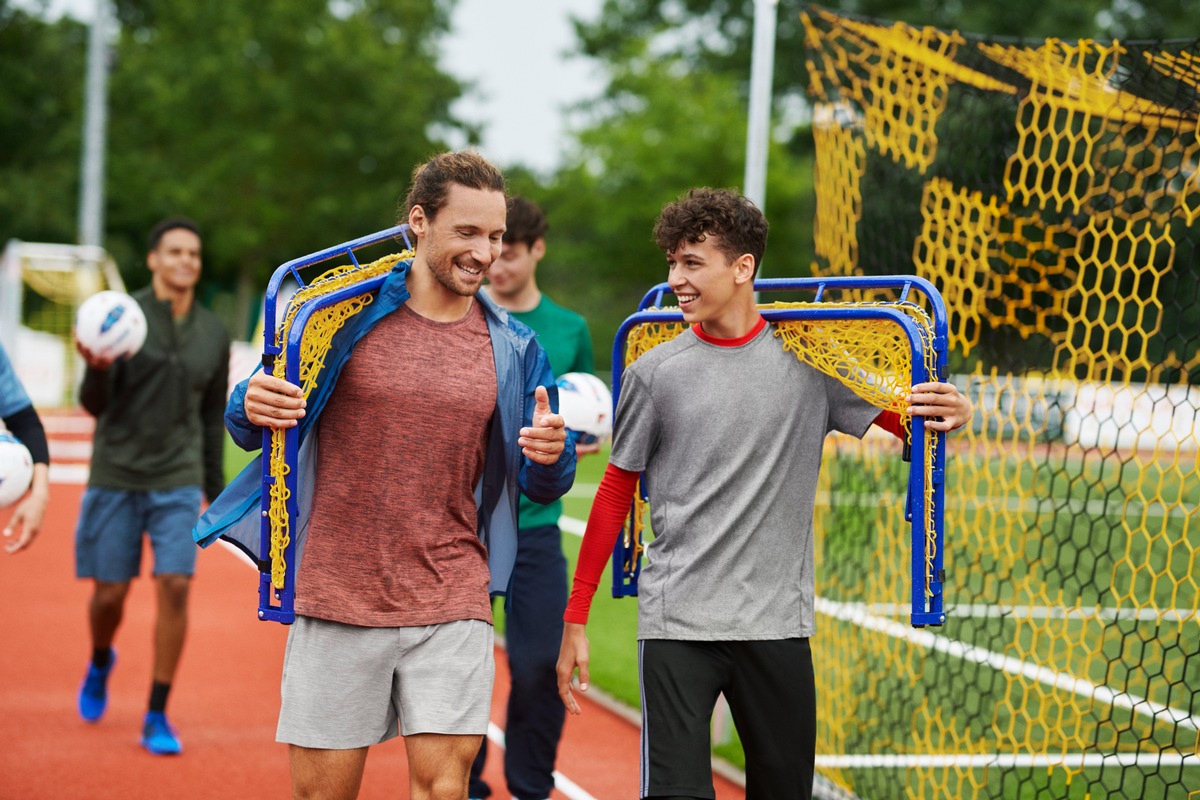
xmin=1 ymin=479 xmax=746 ymax=800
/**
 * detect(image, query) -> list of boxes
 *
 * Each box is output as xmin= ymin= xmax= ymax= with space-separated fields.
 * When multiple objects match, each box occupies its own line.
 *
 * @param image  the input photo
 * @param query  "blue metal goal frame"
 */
xmin=609 ymin=275 xmax=949 ymax=628
xmin=255 ymin=224 xmax=412 ymax=624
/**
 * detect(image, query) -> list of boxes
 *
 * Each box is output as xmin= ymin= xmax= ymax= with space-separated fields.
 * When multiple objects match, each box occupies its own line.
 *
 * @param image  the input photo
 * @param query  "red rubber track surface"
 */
xmin=1 ymin=479 xmax=746 ymax=800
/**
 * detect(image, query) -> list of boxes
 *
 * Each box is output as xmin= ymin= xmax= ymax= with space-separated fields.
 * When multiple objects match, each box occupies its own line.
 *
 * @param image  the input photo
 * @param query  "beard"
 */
xmin=426 ymin=247 xmax=483 ymax=298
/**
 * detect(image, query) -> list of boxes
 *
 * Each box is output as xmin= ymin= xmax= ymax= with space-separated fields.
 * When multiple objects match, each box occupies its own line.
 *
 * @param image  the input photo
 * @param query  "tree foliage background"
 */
xmin=2 ymin=0 xmax=1195 ymax=365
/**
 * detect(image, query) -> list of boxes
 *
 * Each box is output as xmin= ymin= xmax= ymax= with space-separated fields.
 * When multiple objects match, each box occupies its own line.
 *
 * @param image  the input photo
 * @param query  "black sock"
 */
xmin=148 ymin=681 xmax=171 ymax=714
xmin=92 ymin=647 xmax=113 ymax=669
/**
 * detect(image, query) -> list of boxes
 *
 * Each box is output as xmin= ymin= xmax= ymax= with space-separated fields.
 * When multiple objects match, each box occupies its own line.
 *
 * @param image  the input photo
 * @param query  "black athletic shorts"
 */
xmin=639 ymin=638 xmax=816 ymax=800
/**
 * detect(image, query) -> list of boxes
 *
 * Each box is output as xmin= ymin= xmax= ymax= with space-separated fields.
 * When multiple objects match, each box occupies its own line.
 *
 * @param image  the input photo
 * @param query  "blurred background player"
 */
xmin=0 ymin=342 xmax=50 ymax=554
xmin=470 ymin=197 xmax=595 ymax=800
xmin=557 ymin=188 xmax=973 ymax=800
xmin=73 ymin=218 xmax=230 ymax=756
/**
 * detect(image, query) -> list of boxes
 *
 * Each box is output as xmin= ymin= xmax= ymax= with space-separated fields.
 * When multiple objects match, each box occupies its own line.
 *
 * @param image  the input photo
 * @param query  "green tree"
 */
xmin=534 ymin=40 xmax=816 ymax=370
xmin=0 ymin=1 xmax=87 ymax=245
xmin=569 ymin=1 xmax=1194 ymax=160
xmin=101 ymin=0 xmax=466 ymax=328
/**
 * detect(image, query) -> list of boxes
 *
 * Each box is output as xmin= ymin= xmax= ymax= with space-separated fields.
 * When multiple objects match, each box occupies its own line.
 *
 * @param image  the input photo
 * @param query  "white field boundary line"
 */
xmin=560 ymin=516 xmax=1198 ymax=776
xmin=486 ymin=721 xmax=599 ymax=800
xmin=815 ymin=597 xmax=1200 ymax=732
xmin=816 ymin=752 xmax=1196 ymax=769
xmin=848 ymin=602 xmax=1198 ymax=624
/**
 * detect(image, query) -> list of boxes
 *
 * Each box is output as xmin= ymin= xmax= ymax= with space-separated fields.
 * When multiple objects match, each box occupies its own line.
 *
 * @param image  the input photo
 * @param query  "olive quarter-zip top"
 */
xmin=80 ymin=285 xmax=230 ymax=500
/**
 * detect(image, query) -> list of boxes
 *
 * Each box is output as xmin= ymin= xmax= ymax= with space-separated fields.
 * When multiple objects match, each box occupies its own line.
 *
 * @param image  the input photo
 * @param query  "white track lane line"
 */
xmin=485 ymin=721 xmax=600 ymax=800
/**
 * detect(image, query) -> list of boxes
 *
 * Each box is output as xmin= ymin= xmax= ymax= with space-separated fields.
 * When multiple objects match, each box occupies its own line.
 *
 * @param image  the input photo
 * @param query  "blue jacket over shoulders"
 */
xmin=192 ymin=258 xmax=576 ymax=597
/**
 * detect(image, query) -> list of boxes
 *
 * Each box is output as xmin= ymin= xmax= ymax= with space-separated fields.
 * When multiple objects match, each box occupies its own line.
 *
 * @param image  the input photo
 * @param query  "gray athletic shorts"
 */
xmin=276 ymin=616 xmax=495 ymax=749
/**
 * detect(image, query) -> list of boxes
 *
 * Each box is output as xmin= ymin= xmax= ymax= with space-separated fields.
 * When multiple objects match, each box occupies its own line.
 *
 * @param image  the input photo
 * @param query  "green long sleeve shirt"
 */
xmin=80 ymin=285 xmax=230 ymax=501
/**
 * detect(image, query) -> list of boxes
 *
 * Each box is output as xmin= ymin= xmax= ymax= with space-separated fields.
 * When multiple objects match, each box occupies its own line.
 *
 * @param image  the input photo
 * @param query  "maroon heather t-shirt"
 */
xmin=296 ymin=301 xmax=498 ymax=627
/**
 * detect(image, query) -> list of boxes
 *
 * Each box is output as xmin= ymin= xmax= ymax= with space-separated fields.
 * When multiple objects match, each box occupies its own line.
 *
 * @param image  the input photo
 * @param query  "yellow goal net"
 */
xmin=801 ymin=5 xmax=1199 ymax=798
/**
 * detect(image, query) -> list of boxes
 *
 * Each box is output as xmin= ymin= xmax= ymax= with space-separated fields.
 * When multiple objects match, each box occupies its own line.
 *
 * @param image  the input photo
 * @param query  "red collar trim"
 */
xmin=693 ymin=315 xmax=767 ymax=347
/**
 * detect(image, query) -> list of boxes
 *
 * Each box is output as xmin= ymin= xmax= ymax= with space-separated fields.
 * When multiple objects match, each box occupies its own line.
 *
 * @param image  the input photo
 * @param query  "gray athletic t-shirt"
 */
xmin=609 ymin=323 xmax=881 ymax=640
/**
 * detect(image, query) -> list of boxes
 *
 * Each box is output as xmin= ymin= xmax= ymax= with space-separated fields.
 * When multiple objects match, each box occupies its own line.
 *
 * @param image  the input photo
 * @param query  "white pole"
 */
xmin=743 ymin=0 xmax=779 ymax=213
xmin=78 ymin=0 xmax=111 ymax=248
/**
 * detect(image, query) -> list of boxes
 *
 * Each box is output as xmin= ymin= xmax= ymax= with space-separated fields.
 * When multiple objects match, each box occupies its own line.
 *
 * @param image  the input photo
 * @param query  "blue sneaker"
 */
xmin=140 ymin=711 xmax=182 ymax=755
xmin=77 ymin=653 xmax=116 ymax=723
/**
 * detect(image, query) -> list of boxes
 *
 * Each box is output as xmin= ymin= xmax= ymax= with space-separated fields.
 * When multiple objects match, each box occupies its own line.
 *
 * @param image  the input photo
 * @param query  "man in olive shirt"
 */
xmin=73 ymin=218 xmax=230 ymax=756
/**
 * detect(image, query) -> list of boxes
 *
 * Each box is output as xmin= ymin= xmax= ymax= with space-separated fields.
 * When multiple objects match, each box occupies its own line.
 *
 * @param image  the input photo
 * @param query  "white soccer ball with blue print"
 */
xmin=0 ymin=433 xmax=33 ymax=508
xmin=555 ymin=372 xmax=613 ymax=446
xmin=75 ymin=291 xmax=147 ymax=361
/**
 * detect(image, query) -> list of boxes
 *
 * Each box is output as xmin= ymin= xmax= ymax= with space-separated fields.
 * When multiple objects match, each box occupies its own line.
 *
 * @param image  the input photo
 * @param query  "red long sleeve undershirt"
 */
xmin=563 ymin=409 xmax=906 ymax=624
xmin=563 ymin=462 xmax=640 ymax=624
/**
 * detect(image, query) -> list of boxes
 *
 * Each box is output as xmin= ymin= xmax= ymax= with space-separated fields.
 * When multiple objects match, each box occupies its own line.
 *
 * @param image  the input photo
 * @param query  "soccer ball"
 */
xmin=0 ymin=433 xmax=33 ymax=508
xmin=555 ymin=372 xmax=613 ymax=445
xmin=75 ymin=291 xmax=147 ymax=361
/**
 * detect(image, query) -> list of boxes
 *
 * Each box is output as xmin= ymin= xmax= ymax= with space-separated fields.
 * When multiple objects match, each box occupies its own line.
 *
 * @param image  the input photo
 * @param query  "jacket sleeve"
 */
xmin=225 ymin=365 xmax=264 ymax=452
xmin=518 ymin=339 xmax=576 ymax=504
xmin=2 ymin=405 xmax=49 ymax=465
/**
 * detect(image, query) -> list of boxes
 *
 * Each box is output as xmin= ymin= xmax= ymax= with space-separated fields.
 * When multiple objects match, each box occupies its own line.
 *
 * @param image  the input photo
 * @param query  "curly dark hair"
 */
xmin=402 ymin=150 xmax=506 ymax=222
xmin=652 ymin=187 xmax=768 ymax=275
xmin=504 ymin=196 xmax=549 ymax=248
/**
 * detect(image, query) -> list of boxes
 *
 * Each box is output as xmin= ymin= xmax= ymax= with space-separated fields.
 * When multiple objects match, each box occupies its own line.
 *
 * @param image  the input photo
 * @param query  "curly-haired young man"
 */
xmin=557 ymin=187 xmax=972 ymax=800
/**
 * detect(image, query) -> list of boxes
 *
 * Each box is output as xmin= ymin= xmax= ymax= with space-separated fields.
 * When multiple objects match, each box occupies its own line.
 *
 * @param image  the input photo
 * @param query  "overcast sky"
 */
xmin=35 ymin=0 xmax=606 ymax=173
xmin=446 ymin=0 xmax=605 ymax=172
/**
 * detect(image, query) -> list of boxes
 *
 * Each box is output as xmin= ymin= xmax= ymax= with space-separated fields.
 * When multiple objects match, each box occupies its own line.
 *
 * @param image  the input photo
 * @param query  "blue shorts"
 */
xmin=74 ymin=486 xmax=203 ymax=582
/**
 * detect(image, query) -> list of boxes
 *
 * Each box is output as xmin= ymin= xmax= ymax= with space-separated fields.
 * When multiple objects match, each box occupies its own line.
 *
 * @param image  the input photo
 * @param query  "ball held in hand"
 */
xmin=75 ymin=291 xmax=148 ymax=361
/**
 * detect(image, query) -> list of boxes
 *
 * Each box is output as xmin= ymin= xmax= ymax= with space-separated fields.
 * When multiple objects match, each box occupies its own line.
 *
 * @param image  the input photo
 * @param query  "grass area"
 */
xmin=222 ymin=432 xmax=258 ymax=483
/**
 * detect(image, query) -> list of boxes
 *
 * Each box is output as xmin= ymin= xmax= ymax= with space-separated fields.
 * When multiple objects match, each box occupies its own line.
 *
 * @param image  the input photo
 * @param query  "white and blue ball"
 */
xmin=0 ymin=433 xmax=33 ymax=508
xmin=555 ymin=372 xmax=613 ymax=446
xmin=75 ymin=290 xmax=147 ymax=361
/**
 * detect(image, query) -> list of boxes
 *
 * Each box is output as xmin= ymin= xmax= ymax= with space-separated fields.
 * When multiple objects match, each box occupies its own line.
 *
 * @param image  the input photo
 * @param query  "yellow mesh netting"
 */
xmin=1144 ymin=49 xmax=1200 ymax=90
xmin=912 ymin=177 xmax=1006 ymax=358
xmin=982 ymin=39 xmax=1195 ymax=216
xmin=812 ymin=103 xmax=866 ymax=277
xmin=802 ymin=5 xmax=1200 ymax=798
xmin=804 ymin=6 xmax=1013 ymax=175
xmin=620 ymin=301 xmax=943 ymax=599
xmin=265 ymin=252 xmax=408 ymax=589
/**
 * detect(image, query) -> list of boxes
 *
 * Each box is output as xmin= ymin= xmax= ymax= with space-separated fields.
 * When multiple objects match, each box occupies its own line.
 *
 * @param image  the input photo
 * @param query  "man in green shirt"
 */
xmin=470 ymin=197 xmax=596 ymax=800
xmin=73 ymin=218 xmax=230 ymax=756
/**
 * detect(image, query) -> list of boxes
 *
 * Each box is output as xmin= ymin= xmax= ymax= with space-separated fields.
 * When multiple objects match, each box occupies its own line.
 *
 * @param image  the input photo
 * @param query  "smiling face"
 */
xmin=666 ymin=233 xmax=755 ymax=329
xmin=410 ymin=183 xmax=508 ymax=299
xmin=487 ymin=238 xmax=544 ymax=305
xmin=147 ymin=227 xmax=202 ymax=296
